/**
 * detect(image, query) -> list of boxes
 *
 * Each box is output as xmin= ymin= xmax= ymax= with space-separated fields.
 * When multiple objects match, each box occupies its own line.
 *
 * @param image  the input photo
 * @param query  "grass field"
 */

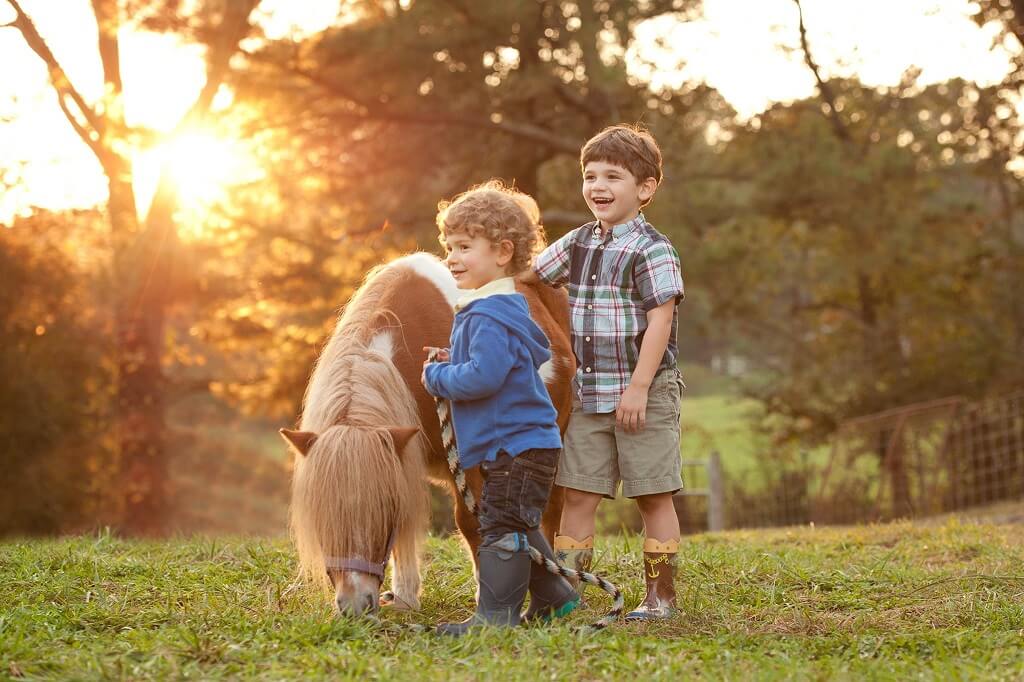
xmin=4 ymin=519 xmax=1024 ymax=680
xmin=678 ymin=363 xmax=766 ymax=481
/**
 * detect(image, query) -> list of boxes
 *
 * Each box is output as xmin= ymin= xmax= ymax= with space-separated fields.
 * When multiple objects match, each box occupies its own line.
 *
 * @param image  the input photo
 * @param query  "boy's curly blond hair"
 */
xmin=436 ymin=180 xmax=546 ymax=275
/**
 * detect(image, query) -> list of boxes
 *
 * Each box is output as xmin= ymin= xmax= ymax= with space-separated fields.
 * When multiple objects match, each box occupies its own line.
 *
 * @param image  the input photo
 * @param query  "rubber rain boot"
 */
xmin=436 ymin=532 xmax=531 ymax=636
xmin=625 ymin=538 xmax=679 ymax=621
xmin=520 ymin=529 xmax=580 ymax=623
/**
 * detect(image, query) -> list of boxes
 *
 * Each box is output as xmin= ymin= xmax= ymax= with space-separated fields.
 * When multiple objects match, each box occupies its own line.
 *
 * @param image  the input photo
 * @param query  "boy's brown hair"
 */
xmin=581 ymin=124 xmax=663 ymax=190
xmin=436 ymin=180 xmax=546 ymax=275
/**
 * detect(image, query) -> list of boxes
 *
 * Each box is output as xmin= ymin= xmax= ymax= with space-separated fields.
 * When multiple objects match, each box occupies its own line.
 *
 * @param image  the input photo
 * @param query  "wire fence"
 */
xmin=674 ymin=390 xmax=1024 ymax=532
xmin=160 ymin=390 xmax=1024 ymax=536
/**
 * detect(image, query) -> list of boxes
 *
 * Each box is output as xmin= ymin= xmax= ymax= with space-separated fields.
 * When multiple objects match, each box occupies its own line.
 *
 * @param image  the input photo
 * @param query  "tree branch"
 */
xmin=285 ymin=63 xmax=582 ymax=154
xmin=55 ymin=90 xmax=108 ymax=162
xmin=7 ymin=0 xmax=106 ymax=140
xmin=188 ymin=0 xmax=260 ymax=121
xmin=792 ymin=0 xmax=850 ymax=143
xmin=91 ymin=0 xmax=123 ymax=95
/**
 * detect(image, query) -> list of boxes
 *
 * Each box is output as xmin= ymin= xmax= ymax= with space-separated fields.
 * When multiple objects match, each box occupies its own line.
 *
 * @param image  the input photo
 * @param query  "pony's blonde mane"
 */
xmin=291 ymin=263 xmax=428 ymax=587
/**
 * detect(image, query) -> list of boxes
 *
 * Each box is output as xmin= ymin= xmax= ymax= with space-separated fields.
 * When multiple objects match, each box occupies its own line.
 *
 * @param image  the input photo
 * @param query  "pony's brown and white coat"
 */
xmin=287 ymin=253 xmax=573 ymax=613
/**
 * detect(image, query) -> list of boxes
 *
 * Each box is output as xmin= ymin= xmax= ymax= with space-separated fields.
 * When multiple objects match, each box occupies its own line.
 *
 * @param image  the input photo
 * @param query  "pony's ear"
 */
xmin=279 ymin=428 xmax=318 ymax=456
xmin=383 ymin=426 xmax=420 ymax=457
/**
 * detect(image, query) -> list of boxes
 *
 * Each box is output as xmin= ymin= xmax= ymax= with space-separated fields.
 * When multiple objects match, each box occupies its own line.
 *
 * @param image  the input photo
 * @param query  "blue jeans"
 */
xmin=478 ymin=448 xmax=559 ymax=547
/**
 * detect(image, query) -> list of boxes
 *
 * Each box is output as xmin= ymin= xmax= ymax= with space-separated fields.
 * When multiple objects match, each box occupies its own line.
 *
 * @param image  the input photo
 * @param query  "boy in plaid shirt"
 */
xmin=521 ymin=124 xmax=685 ymax=621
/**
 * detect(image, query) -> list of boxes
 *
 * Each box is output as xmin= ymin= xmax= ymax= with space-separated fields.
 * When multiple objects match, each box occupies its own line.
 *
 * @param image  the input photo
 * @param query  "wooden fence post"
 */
xmin=707 ymin=451 xmax=725 ymax=531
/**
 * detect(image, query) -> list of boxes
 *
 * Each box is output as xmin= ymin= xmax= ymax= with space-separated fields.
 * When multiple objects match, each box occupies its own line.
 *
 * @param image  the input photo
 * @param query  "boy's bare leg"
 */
xmin=635 ymin=492 xmax=679 ymax=542
xmin=558 ymin=488 xmax=603 ymax=539
xmin=629 ymin=492 xmax=680 ymax=621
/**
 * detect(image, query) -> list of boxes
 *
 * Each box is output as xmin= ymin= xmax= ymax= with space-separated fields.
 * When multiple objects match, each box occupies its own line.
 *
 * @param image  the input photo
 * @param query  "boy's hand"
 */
xmin=616 ymin=384 xmax=649 ymax=433
xmin=421 ymin=346 xmax=450 ymax=388
xmin=423 ymin=346 xmax=450 ymax=362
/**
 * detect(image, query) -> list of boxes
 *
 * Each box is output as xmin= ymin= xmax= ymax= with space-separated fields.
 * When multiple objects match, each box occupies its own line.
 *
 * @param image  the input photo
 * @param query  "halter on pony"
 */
xmin=324 ymin=530 xmax=396 ymax=582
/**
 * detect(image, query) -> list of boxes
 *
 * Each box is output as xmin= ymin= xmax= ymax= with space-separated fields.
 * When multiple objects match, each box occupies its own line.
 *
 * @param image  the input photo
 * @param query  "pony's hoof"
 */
xmin=380 ymin=591 xmax=419 ymax=611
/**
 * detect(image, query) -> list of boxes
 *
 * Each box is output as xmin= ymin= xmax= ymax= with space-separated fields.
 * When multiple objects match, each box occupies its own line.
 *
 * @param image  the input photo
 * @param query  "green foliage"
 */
xmin=235 ymin=0 xmax=720 ymax=234
xmin=0 ymin=212 xmax=115 ymax=535
xmin=695 ymin=77 xmax=1024 ymax=442
xmin=3 ymin=522 xmax=1024 ymax=679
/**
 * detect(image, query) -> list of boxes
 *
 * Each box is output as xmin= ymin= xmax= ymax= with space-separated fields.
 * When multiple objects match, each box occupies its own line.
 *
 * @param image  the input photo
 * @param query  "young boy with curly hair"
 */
xmin=521 ymin=124 xmax=686 ymax=621
xmin=422 ymin=181 xmax=579 ymax=636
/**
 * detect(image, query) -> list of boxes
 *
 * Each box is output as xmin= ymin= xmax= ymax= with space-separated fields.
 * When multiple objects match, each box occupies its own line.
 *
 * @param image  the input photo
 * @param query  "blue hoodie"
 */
xmin=423 ymin=292 xmax=562 ymax=469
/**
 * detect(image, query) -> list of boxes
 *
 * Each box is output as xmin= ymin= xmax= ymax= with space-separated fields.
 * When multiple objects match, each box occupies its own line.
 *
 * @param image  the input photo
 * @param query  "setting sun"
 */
xmin=134 ymin=129 xmax=262 ymax=231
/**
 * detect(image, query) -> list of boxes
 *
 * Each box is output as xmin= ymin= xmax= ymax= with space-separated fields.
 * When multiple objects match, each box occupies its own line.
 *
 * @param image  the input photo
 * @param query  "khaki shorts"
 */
xmin=556 ymin=368 xmax=684 ymax=499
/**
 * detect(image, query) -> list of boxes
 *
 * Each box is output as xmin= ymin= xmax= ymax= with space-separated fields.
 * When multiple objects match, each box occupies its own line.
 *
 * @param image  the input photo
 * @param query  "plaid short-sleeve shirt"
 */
xmin=534 ymin=213 xmax=684 ymax=413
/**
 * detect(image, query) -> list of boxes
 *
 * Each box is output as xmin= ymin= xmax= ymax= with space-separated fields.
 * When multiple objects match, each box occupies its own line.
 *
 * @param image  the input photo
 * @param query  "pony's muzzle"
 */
xmin=336 ymin=591 xmax=379 ymax=617
xmin=334 ymin=572 xmax=382 ymax=617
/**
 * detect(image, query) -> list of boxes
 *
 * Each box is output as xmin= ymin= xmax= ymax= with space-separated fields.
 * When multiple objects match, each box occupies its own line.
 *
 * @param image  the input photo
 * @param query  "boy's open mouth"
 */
xmin=592 ymin=197 xmax=613 ymax=206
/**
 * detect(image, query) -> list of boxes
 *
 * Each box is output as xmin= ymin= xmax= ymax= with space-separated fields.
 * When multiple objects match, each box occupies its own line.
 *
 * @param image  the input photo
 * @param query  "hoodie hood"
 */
xmin=458 ymin=293 xmax=551 ymax=367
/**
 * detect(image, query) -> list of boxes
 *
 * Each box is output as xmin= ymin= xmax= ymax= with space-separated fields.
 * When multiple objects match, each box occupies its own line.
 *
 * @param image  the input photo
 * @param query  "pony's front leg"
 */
xmin=385 ymin=523 xmax=421 ymax=611
xmin=452 ymin=468 xmax=484 ymax=577
xmin=540 ymin=483 xmax=565 ymax=546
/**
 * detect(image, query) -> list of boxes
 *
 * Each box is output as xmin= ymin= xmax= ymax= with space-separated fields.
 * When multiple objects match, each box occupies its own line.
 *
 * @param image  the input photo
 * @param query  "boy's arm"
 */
xmin=616 ymin=300 xmax=674 ymax=432
xmin=423 ymin=318 xmax=515 ymax=401
xmin=617 ymin=239 xmax=684 ymax=432
xmin=529 ymin=230 xmax=574 ymax=287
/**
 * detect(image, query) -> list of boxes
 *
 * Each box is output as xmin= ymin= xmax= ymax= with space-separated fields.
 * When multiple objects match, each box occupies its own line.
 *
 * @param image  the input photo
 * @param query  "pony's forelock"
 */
xmin=291 ymin=425 xmax=419 ymax=588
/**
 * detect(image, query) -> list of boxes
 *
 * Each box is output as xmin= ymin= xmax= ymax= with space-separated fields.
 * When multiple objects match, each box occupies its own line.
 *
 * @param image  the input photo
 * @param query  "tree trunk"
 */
xmin=107 ymin=168 xmax=173 ymax=535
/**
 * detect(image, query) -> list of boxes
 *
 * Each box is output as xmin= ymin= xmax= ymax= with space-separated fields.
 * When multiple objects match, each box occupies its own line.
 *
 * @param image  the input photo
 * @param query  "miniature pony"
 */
xmin=282 ymin=253 xmax=573 ymax=615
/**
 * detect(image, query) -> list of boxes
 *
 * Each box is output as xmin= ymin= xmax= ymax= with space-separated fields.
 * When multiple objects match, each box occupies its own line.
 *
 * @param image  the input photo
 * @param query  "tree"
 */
xmin=0 ymin=211 xmax=114 ymax=535
xmin=693 ymin=2 xmax=1024 ymax=445
xmin=235 ymin=0 xmax=719 ymax=243
xmin=3 ymin=0 xmax=259 ymax=533
xmin=182 ymin=0 xmax=736 ymax=416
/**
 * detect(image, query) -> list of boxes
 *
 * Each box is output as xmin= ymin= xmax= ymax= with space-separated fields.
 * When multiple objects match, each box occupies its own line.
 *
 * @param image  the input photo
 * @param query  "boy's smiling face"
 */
xmin=582 ymin=160 xmax=657 ymax=229
xmin=443 ymin=231 xmax=514 ymax=290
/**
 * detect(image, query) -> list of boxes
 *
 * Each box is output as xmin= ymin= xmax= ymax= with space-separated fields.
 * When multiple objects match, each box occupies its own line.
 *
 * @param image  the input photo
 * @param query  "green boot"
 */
xmin=520 ymin=530 xmax=580 ymax=623
xmin=436 ymin=532 xmax=531 ymax=637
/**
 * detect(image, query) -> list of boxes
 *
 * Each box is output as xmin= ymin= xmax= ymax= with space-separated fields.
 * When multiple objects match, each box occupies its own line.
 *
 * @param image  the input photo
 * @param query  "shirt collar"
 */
xmin=590 ymin=213 xmax=646 ymax=242
xmin=454 ymin=276 xmax=516 ymax=311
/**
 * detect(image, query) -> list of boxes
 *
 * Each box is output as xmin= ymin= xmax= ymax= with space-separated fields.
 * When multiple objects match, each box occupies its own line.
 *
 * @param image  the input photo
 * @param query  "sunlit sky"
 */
xmin=0 ymin=0 xmax=1015 ymax=224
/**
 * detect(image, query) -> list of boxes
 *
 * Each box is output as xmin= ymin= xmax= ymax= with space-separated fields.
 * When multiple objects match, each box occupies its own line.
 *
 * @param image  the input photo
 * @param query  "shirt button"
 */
xmin=585 ymin=336 xmax=591 ymax=341
xmin=587 ymin=304 xmax=593 ymax=310
xmin=598 ymin=245 xmax=604 ymax=250
xmin=585 ymin=367 xmax=592 ymax=373
xmin=590 ymin=274 xmax=596 ymax=280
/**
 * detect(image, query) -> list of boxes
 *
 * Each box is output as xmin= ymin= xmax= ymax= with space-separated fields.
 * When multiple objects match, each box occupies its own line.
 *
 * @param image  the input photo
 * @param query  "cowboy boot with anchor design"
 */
xmin=625 ymin=538 xmax=679 ymax=621
xmin=553 ymin=533 xmax=593 ymax=599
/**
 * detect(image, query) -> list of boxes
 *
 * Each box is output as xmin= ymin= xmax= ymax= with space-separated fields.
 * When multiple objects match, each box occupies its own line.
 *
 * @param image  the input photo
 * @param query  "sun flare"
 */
xmin=134 ymin=130 xmax=262 ymax=234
